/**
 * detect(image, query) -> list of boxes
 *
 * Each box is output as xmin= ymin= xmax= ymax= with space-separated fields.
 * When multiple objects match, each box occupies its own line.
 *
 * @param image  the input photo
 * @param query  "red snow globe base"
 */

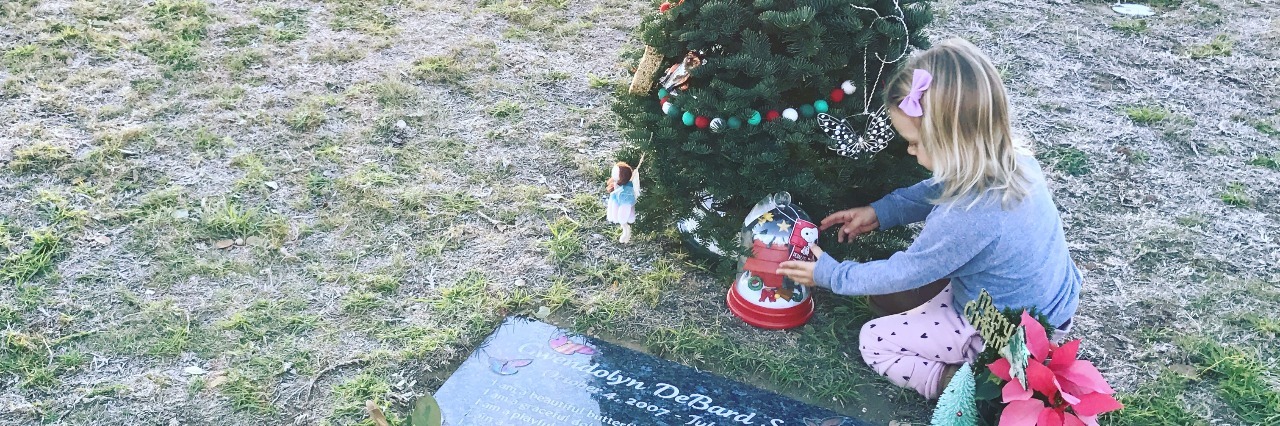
xmin=726 ymin=192 xmax=817 ymax=330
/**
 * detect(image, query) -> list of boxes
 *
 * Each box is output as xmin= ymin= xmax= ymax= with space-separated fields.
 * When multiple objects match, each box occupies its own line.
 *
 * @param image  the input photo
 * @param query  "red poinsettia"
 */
xmin=989 ymin=312 xmax=1123 ymax=426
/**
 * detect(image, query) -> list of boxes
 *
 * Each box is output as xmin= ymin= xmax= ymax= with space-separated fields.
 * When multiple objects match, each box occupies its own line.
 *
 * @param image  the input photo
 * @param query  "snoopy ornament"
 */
xmin=725 ymin=192 xmax=817 ymax=329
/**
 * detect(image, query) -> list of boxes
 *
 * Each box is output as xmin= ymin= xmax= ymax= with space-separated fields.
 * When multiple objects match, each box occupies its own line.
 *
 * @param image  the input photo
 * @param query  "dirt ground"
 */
xmin=1 ymin=0 xmax=1278 ymax=425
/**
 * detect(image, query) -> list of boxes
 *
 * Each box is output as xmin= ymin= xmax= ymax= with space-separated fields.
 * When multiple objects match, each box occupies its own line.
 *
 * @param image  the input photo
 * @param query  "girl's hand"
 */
xmin=819 ymin=206 xmax=880 ymax=243
xmin=776 ymin=260 xmax=818 ymax=287
xmin=776 ymin=244 xmax=823 ymax=287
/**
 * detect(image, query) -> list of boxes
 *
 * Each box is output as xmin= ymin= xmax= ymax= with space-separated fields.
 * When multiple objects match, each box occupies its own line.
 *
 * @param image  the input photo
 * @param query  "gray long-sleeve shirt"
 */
xmin=812 ymin=156 xmax=1081 ymax=327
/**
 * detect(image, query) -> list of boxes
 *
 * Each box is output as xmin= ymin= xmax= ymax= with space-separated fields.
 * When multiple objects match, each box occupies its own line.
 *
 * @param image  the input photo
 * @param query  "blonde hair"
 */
xmin=885 ymin=38 xmax=1031 ymax=209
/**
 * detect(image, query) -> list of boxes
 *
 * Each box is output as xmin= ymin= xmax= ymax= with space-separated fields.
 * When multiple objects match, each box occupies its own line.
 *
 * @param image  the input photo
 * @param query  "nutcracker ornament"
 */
xmin=725 ymin=192 xmax=817 ymax=329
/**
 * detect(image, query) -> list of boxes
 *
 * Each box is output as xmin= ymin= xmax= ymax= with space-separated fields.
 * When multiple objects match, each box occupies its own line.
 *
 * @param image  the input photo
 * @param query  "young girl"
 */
xmin=606 ymin=162 xmax=639 ymax=243
xmin=776 ymin=39 xmax=1082 ymax=399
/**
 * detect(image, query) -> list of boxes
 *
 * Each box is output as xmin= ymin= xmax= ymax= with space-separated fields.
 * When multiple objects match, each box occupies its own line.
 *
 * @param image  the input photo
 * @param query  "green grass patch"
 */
xmin=218 ymin=299 xmax=320 ymax=342
xmin=1110 ymin=19 xmax=1148 ymax=35
xmin=1 ymin=229 xmax=65 ymax=285
xmin=225 ymin=49 xmax=266 ymax=75
xmin=35 ymin=191 xmax=88 ymax=227
xmin=0 ymin=330 xmax=59 ymax=389
xmin=137 ymin=0 xmax=212 ymax=72
xmin=645 ymin=307 xmax=875 ymax=404
xmin=541 ymin=217 xmax=581 ymax=265
xmin=488 ymin=100 xmax=522 ymax=118
xmin=411 ymin=42 xmax=500 ymax=86
xmin=9 ymin=142 xmax=71 ymax=173
xmin=331 ymin=372 xmax=392 ymax=418
xmin=251 ymin=6 xmax=308 ymax=42
xmin=287 ymin=101 xmax=329 ymax=132
xmin=1038 ymin=145 xmax=1090 ymax=176
xmin=1219 ymin=182 xmax=1251 ymax=207
xmin=1248 ymin=152 xmax=1280 ymax=170
xmin=221 ymin=372 xmax=274 ymax=414
xmin=97 ymin=297 xmax=199 ymax=358
xmin=327 ymin=0 xmax=396 ymax=35
xmin=198 ymin=199 xmax=286 ymax=240
xmin=1184 ymin=339 xmax=1280 ymax=424
xmin=190 ymin=127 xmax=232 ymax=152
xmin=1187 ymin=34 xmax=1233 ymax=59
xmin=1123 ymin=105 xmax=1170 ymax=125
xmin=431 ymin=271 xmax=530 ymax=337
xmin=342 ymin=291 xmax=385 ymax=315
xmin=1104 ymin=371 xmax=1204 ymax=426
xmin=372 ymin=77 xmax=416 ymax=107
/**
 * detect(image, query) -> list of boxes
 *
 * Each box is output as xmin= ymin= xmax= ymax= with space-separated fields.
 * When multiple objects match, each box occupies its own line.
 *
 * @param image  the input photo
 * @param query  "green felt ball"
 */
xmin=814 ymin=100 xmax=829 ymax=113
xmin=666 ymin=104 xmax=681 ymax=117
xmin=800 ymin=104 xmax=816 ymax=118
xmin=728 ymin=117 xmax=743 ymax=129
xmin=682 ymin=111 xmax=696 ymax=126
xmin=658 ymin=88 xmax=668 ymax=99
xmin=748 ymin=110 xmax=762 ymax=126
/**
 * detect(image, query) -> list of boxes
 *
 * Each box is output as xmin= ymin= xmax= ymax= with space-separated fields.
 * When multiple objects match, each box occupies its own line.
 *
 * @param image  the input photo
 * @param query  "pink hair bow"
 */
xmin=897 ymin=69 xmax=932 ymax=117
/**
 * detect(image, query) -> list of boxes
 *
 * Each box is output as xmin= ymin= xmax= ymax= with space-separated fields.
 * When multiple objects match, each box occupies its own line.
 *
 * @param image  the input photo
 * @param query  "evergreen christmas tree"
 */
xmin=614 ymin=0 xmax=935 ymax=263
xmin=931 ymin=363 xmax=979 ymax=426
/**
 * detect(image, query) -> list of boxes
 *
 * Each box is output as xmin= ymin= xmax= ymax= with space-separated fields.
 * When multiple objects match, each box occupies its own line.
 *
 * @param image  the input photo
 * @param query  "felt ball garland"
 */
xmin=657 ymin=80 xmax=857 ymax=132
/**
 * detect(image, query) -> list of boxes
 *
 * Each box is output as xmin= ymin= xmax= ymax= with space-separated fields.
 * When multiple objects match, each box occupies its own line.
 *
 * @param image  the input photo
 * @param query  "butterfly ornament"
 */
xmin=816 ymin=107 xmax=895 ymax=159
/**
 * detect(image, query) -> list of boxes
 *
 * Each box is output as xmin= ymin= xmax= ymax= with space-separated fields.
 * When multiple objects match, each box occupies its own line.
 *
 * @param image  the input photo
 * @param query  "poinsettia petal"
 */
xmin=1060 ymin=389 xmax=1082 ymax=405
xmin=1049 ymin=339 xmax=1081 ymax=371
xmin=1003 ymin=380 xmax=1033 ymax=402
xmin=1076 ymin=414 xmax=1099 ymax=426
xmin=1021 ymin=311 xmax=1051 ymax=361
xmin=1038 ymin=407 xmax=1065 ymax=426
xmin=1059 ymin=377 xmax=1090 ymax=397
xmin=1059 ymin=360 xmax=1116 ymax=394
xmin=1063 ymin=412 xmax=1088 ymax=426
xmin=990 ymin=357 xmax=1013 ymax=382
xmin=1072 ymin=392 xmax=1124 ymax=416
xmin=1026 ymin=360 xmax=1062 ymax=399
xmin=999 ymin=399 xmax=1046 ymax=426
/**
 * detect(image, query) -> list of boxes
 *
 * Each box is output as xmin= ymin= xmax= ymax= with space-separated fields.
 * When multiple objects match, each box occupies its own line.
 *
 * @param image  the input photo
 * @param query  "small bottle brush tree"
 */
xmin=614 ymin=0 xmax=935 ymax=263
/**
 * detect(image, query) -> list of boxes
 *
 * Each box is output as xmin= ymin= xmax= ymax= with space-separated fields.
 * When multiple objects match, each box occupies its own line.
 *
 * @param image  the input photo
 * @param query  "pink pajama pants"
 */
xmin=858 ymin=284 xmax=984 ymax=399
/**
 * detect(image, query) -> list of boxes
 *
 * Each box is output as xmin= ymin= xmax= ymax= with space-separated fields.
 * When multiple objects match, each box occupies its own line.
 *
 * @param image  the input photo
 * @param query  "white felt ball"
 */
xmin=841 ymin=80 xmax=856 ymax=95
xmin=662 ymin=102 xmax=674 ymax=115
xmin=710 ymin=117 xmax=725 ymax=132
xmin=782 ymin=108 xmax=799 ymax=121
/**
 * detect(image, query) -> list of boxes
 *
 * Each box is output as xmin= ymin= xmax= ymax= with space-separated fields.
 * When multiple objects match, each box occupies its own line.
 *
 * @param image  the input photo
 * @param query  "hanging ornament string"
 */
xmin=816 ymin=0 xmax=913 ymax=158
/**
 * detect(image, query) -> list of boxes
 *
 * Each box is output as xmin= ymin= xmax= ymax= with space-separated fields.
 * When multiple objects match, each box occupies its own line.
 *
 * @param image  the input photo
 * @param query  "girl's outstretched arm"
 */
xmin=870 ymin=178 xmax=941 ymax=229
xmin=812 ymin=205 xmax=1000 ymax=295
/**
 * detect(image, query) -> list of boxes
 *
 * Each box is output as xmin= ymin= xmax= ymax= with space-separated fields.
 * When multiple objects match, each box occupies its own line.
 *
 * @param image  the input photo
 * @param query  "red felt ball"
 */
xmin=660 ymin=96 xmax=669 ymax=105
xmin=765 ymin=110 xmax=781 ymax=122
xmin=695 ymin=116 xmax=711 ymax=128
xmin=659 ymin=2 xmax=671 ymax=12
xmin=830 ymin=88 xmax=845 ymax=103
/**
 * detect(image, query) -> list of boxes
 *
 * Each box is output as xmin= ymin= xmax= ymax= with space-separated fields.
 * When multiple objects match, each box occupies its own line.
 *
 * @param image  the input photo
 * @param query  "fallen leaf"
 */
xmin=246 ymin=236 xmax=267 ymax=247
xmin=265 ymin=181 xmax=279 ymax=190
xmin=205 ymin=375 xmax=228 ymax=389
xmin=1169 ymin=364 xmax=1200 ymax=378
xmin=172 ymin=209 xmax=190 ymax=220
xmin=94 ymin=235 xmax=112 ymax=245
xmin=534 ymin=306 xmax=551 ymax=320
xmin=183 ymin=366 xmax=207 ymax=376
xmin=214 ymin=239 xmax=234 ymax=249
xmin=367 ymin=400 xmax=390 ymax=426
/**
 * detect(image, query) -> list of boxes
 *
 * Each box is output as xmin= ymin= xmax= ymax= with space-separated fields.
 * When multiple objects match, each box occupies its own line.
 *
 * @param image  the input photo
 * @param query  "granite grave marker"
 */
xmin=432 ymin=317 xmax=874 ymax=426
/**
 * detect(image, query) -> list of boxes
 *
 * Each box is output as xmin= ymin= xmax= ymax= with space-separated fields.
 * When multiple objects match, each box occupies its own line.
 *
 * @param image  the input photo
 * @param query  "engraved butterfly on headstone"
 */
xmin=815 ymin=107 xmax=895 ymax=159
xmin=550 ymin=335 xmax=596 ymax=355
xmin=803 ymin=416 xmax=849 ymax=426
xmin=488 ymin=357 xmax=533 ymax=375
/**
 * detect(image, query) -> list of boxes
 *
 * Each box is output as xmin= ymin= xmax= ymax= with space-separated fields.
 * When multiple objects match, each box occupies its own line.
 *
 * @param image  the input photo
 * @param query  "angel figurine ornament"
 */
xmin=606 ymin=156 xmax=643 ymax=243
